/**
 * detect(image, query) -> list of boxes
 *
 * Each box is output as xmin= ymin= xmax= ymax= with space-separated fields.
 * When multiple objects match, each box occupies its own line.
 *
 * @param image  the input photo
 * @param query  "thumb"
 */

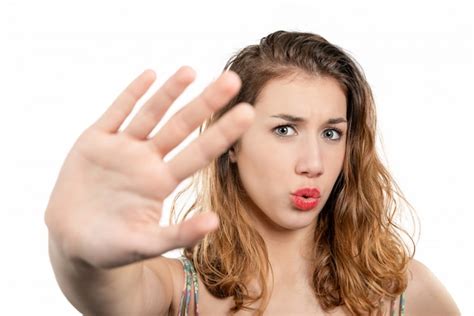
xmin=138 ymin=212 xmax=220 ymax=257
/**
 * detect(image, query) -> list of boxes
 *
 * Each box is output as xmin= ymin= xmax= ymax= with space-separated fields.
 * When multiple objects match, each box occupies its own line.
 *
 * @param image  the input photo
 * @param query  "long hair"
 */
xmin=170 ymin=30 xmax=417 ymax=315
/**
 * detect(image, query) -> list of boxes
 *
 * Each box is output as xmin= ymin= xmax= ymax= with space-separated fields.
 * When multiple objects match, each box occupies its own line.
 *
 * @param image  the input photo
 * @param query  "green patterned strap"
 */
xmin=177 ymin=257 xmax=199 ymax=316
xmin=399 ymin=292 xmax=406 ymax=315
xmin=390 ymin=292 xmax=406 ymax=316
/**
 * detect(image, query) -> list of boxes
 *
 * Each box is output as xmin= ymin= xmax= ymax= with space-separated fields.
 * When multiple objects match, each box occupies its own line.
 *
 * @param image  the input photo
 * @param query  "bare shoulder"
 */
xmin=404 ymin=258 xmax=460 ymax=316
xmin=143 ymin=256 xmax=186 ymax=315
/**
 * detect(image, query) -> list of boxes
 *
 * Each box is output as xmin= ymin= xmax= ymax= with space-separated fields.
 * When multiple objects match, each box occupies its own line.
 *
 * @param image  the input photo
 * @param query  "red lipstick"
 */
xmin=291 ymin=187 xmax=321 ymax=211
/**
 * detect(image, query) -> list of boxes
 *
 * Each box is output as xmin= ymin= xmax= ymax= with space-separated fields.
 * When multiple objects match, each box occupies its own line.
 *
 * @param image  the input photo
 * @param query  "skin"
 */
xmin=45 ymin=67 xmax=254 ymax=315
xmin=161 ymin=72 xmax=460 ymax=315
xmin=229 ymin=73 xmax=347 ymax=287
xmin=45 ymin=64 xmax=460 ymax=315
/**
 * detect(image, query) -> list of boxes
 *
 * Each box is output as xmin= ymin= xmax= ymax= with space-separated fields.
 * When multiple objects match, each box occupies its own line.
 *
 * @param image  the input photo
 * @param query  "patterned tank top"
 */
xmin=178 ymin=257 xmax=199 ymax=315
xmin=177 ymin=257 xmax=406 ymax=316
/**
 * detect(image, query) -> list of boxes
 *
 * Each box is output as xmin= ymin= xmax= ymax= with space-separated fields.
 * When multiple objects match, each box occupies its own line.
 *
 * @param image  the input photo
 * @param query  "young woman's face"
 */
xmin=230 ymin=74 xmax=347 ymax=231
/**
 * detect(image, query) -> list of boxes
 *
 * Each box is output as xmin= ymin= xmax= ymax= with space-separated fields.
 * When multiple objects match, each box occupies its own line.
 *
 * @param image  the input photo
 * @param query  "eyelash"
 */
xmin=273 ymin=124 xmax=344 ymax=141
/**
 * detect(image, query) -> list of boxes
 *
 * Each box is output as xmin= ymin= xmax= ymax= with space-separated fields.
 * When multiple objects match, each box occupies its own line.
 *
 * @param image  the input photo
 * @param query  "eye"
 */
xmin=273 ymin=124 xmax=297 ymax=137
xmin=323 ymin=128 xmax=343 ymax=141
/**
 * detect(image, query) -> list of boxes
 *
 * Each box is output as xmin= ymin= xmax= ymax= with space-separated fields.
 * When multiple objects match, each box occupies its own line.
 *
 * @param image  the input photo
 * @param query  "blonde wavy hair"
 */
xmin=170 ymin=30 xmax=418 ymax=315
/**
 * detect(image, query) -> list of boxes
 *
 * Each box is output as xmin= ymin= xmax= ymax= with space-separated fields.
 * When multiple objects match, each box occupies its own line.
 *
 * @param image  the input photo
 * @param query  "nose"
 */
xmin=295 ymin=140 xmax=324 ymax=178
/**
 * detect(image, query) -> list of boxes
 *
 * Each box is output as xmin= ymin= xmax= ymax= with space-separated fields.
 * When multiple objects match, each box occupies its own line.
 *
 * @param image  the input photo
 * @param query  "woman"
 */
xmin=45 ymin=31 xmax=460 ymax=315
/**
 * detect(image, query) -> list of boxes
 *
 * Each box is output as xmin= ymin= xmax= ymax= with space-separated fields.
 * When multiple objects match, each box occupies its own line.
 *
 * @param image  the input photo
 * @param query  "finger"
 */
xmin=123 ymin=66 xmax=196 ymax=139
xmin=136 ymin=212 xmax=220 ymax=256
xmin=94 ymin=69 xmax=156 ymax=133
xmin=150 ymin=71 xmax=242 ymax=157
xmin=166 ymin=103 xmax=255 ymax=184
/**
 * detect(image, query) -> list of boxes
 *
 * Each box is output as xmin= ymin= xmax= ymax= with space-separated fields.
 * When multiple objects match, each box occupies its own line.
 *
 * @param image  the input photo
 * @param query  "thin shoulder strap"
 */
xmin=398 ymin=292 xmax=406 ymax=316
xmin=389 ymin=292 xmax=406 ymax=316
xmin=178 ymin=256 xmax=200 ymax=316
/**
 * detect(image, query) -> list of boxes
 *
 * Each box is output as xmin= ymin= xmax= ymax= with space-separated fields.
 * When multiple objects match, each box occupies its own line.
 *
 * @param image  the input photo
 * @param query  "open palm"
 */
xmin=44 ymin=67 xmax=254 ymax=269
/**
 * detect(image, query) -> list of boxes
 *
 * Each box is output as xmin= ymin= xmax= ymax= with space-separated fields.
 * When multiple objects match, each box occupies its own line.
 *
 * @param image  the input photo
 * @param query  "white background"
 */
xmin=1 ymin=0 xmax=472 ymax=314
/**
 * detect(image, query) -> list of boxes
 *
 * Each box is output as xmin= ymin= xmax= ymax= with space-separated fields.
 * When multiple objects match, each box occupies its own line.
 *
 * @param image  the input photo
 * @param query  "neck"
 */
xmin=246 ymin=210 xmax=316 ymax=283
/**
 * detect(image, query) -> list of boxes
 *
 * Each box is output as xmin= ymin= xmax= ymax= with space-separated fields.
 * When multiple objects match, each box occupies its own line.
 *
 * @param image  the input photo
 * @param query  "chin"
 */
xmin=271 ymin=209 xmax=319 ymax=231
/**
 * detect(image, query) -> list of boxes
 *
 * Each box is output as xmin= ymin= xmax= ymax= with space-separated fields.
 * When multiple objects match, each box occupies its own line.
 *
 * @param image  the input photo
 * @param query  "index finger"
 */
xmin=166 ymin=103 xmax=255 ymax=183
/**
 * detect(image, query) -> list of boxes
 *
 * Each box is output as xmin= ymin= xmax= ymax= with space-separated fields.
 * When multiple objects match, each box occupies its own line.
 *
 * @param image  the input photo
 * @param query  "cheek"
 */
xmin=322 ymin=148 xmax=345 ymax=194
xmin=237 ymin=145 xmax=289 ymax=202
xmin=331 ymin=146 xmax=346 ymax=170
xmin=241 ymin=143 xmax=291 ymax=181
xmin=337 ymin=146 xmax=346 ymax=170
xmin=239 ymin=133 xmax=288 ymax=172
xmin=321 ymin=139 xmax=345 ymax=162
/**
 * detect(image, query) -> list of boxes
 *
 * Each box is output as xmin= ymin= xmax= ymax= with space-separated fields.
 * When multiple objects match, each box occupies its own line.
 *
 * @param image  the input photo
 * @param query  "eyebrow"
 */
xmin=270 ymin=114 xmax=348 ymax=124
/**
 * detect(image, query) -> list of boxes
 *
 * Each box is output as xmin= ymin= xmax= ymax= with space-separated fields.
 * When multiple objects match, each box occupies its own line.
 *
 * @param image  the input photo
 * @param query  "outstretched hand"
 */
xmin=44 ymin=67 xmax=254 ymax=269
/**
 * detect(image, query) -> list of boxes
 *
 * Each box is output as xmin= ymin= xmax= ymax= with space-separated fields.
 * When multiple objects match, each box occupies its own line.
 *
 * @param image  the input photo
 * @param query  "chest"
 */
xmin=168 ymin=260 xmax=393 ymax=315
xmin=177 ymin=278 xmax=350 ymax=316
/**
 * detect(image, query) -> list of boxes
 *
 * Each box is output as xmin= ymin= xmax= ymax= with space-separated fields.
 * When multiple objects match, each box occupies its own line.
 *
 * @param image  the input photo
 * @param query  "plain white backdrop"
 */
xmin=1 ymin=0 xmax=472 ymax=314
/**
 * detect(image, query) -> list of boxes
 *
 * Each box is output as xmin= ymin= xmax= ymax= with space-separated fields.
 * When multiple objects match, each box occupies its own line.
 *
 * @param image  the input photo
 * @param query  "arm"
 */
xmin=405 ymin=259 xmax=460 ymax=316
xmin=44 ymin=67 xmax=254 ymax=315
xmin=48 ymin=236 xmax=175 ymax=315
xmin=48 ymin=237 xmax=161 ymax=315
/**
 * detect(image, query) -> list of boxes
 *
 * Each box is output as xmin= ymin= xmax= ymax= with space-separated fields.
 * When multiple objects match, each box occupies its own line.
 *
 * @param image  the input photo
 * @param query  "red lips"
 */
xmin=291 ymin=187 xmax=321 ymax=211
xmin=292 ymin=187 xmax=321 ymax=198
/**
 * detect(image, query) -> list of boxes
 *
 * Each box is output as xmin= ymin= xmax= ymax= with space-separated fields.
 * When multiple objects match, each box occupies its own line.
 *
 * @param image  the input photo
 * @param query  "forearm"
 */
xmin=48 ymin=236 xmax=145 ymax=315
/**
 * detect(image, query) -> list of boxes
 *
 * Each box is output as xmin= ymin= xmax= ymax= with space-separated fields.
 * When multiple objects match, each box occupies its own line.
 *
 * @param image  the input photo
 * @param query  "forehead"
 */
xmin=254 ymin=74 xmax=347 ymax=117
